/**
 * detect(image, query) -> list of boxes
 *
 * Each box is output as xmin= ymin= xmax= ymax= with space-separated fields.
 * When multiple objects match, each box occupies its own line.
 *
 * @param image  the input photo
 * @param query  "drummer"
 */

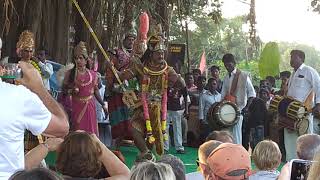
xmin=284 ymin=50 xmax=320 ymax=161
xmin=199 ymin=78 xmax=221 ymax=143
xmin=220 ymin=53 xmax=256 ymax=145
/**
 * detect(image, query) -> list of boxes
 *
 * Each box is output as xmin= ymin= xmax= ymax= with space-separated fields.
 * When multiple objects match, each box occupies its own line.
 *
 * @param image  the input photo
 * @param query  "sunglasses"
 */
xmin=196 ymin=158 xmax=207 ymax=167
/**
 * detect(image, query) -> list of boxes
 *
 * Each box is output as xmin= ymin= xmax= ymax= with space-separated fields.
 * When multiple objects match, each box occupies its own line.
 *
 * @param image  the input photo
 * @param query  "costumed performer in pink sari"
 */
xmin=62 ymin=41 xmax=107 ymax=135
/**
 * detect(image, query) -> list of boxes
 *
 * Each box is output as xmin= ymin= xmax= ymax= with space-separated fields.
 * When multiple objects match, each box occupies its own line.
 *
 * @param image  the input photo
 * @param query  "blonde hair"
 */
xmin=198 ymin=140 xmax=222 ymax=164
xmin=130 ymin=161 xmax=176 ymax=180
xmin=307 ymin=150 xmax=320 ymax=180
xmin=252 ymin=140 xmax=281 ymax=171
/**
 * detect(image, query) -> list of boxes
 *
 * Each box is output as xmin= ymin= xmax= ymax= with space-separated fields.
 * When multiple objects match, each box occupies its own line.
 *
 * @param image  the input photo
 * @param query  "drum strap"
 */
xmin=230 ymin=69 xmax=241 ymax=96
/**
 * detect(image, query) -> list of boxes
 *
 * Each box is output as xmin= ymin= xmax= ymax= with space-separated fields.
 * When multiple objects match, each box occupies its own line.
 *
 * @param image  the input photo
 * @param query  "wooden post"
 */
xmin=185 ymin=20 xmax=190 ymax=73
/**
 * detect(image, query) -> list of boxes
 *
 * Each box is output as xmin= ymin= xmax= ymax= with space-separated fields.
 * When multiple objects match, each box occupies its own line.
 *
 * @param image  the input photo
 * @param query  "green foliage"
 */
xmin=170 ymin=6 xmax=257 ymax=67
xmin=258 ymin=42 xmax=281 ymax=79
xmin=277 ymin=42 xmax=320 ymax=72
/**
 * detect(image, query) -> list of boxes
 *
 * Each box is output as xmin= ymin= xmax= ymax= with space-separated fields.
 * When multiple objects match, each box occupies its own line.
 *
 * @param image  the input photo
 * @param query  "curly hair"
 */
xmin=56 ymin=131 xmax=102 ymax=178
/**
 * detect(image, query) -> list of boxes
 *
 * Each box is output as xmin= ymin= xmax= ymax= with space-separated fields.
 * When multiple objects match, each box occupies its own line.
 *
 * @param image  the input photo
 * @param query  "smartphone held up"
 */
xmin=290 ymin=159 xmax=313 ymax=180
xmin=0 ymin=63 xmax=22 ymax=79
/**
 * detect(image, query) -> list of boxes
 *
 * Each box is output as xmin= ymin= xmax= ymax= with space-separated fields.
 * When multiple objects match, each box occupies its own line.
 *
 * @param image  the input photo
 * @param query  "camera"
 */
xmin=0 ymin=63 xmax=22 ymax=79
xmin=290 ymin=159 xmax=313 ymax=180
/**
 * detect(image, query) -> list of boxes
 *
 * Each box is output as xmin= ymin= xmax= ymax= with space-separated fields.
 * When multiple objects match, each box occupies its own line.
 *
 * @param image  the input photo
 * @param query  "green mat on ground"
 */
xmin=45 ymin=146 xmax=284 ymax=173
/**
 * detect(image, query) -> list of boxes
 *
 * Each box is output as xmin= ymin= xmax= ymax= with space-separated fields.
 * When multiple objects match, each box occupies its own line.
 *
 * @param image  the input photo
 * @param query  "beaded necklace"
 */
xmin=75 ymin=68 xmax=92 ymax=87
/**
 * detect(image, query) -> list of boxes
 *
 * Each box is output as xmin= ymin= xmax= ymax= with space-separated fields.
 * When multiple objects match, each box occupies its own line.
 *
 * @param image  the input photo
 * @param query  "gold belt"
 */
xmin=74 ymin=95 xmax=93 ymax=102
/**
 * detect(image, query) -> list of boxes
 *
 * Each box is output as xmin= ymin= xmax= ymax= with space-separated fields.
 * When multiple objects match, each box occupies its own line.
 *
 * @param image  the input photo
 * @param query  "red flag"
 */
xmin=199 ymin=50 xmax=206 ymax=74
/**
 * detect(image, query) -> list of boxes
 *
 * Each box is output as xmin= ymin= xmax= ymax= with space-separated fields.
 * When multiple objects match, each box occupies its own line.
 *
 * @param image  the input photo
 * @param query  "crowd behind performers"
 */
xmin=2 ymin=32 xmax=320 ymax=180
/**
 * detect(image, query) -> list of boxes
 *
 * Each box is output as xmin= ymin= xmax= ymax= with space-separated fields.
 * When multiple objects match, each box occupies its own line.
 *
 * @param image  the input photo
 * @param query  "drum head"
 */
xmin=220 ymin=104 xmax=237 ymax=125
xmin=296 ymin=107 xmax=306 ymax=119
xmin=296 ymin=119 xmax=309 ymax=135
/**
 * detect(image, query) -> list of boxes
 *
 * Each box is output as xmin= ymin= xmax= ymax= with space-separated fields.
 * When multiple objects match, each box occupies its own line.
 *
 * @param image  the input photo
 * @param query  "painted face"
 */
xmin=151 ymin=50 xmax=165 ymax=64
xmin=21 ymin=48 xmax=34 ymax=60
xmin=75 ymin=55 xmax=87 ymax=68
xmin=123 ymin=36 xmax=136 ymax=50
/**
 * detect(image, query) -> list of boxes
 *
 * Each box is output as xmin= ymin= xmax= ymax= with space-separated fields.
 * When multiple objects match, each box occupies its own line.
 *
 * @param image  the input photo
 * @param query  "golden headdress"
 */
xmin=16 ymin=30 xmax=35 ymax=50
xmin=147 ymin=24 xmax=166 ymax=52
xmin=74 ymin=41 xmax=88 ymax=59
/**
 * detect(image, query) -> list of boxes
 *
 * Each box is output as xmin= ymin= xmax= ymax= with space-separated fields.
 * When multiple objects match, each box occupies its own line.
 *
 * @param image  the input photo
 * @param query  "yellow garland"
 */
xmin=143 ymin=61 xmax=168 ymax=76
xmin=146 ymin=120 xmax=152 ymax=132
xmin=143 ymin=61 xmax=169 ymax=144
xmin=148 ymin=135 xmax=156 ymax=144
xmin=161 ymin=120 xmax=166 ymax=131
xmin=30 ymin=60 xmax=42 ymax=77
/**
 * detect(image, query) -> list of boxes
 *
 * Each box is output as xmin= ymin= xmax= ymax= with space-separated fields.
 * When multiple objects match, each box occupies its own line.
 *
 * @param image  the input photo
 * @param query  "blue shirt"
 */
xmin=199 ymin=90 xmax=221 ymax=123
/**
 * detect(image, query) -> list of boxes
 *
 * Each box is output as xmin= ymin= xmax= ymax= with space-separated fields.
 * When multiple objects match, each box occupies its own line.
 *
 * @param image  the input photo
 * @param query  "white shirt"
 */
xmin=0 ymin=82 xmax=51 ymax=180
xmin=96 ymin=84 xmax=107 ymax=123
xmin=199 ymin=90 xmax=221 ymax=123
xmin=287 ymin=64 xmax=320 ymax=105
xmin=38 ymin=60 xmax=53 ymax=91
xmin=186 ymin=171 xmax=205 ymax=180
xmin=221 ymin=68 xmax=256 ymax=110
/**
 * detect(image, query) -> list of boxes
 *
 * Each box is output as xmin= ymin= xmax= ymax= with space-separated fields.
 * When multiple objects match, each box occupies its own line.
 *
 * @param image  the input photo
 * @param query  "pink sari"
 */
xmin=71 ymin=70 xmax=98 ymax=135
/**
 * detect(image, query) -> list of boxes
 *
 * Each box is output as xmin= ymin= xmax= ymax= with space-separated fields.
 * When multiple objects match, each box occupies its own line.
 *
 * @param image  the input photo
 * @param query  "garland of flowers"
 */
xmin=141 ymin=62 xmax=168 ymax=144
xmin=30 ymin=60 xmax=42 ymax=77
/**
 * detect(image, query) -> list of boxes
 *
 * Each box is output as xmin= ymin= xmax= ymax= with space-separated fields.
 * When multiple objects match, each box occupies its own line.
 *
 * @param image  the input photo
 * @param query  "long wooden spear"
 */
xmin=71 ymin=0 xmax=142 ymax=108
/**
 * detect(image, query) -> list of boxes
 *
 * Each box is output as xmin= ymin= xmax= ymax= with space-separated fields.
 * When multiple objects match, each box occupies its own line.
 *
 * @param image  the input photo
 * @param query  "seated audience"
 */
xmin=25 ymin=138 xmax=63 ymax=170
xmin=205 ymin=130 xmax=234 ymax=143
xmin=207 ymin=143 xmax=251 ymax=180
xmin=296 ymin=134 xmax=320 ymax=160
xmin=278 ymin=134 xmax=320 ymax=179
xmin=56 ymin=131 xmax=130 ymax=179
xmin=130 ymin=161 xmax=176 ymax=180
xmin=9 ymin=168 xmax=63 ymax=180
xmin=196 ymin=140 xmax=223 ymax=180
xmin=250 ymin=140 xmax=281 ymax=180
xmin=157 ymin=154 xmax=186 ymax=180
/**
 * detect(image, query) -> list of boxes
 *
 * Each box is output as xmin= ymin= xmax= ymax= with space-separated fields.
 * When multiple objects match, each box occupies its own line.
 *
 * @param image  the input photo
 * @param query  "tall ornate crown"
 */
xmin=16 ymin=30 xmax=35 ymax=50
xmin=74 ymin=41 xmax=88 ymax=59
xmin=147 ymin=24 xmax=165 ymax=52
